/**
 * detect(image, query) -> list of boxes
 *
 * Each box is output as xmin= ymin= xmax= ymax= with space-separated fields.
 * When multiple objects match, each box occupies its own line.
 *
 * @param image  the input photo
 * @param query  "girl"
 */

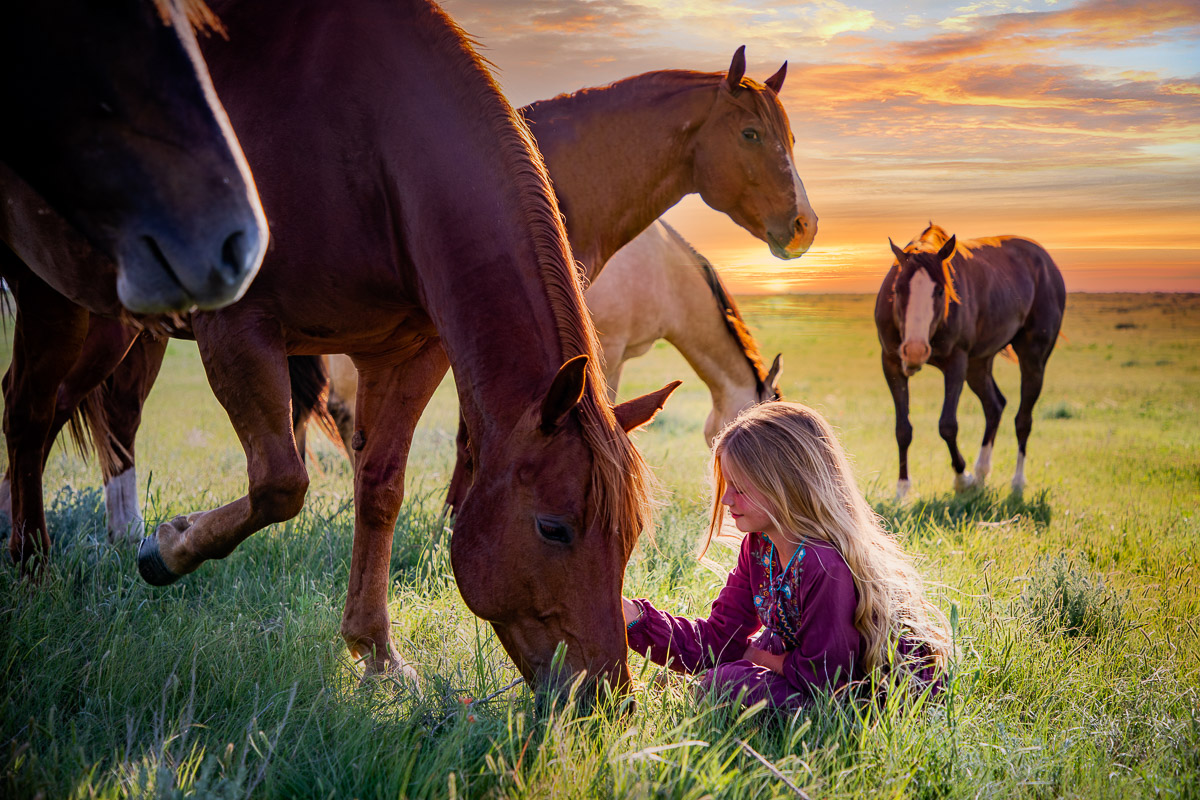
xmin=623 ymin=402 xmax=953 ymax=709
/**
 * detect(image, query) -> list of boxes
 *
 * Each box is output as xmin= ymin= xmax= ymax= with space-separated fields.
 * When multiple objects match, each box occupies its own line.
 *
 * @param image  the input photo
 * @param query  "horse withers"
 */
xmin=875 ymin=224 xmax=1066 ymax=501
xmin=0 ymin=0 xmax=266 ymax=315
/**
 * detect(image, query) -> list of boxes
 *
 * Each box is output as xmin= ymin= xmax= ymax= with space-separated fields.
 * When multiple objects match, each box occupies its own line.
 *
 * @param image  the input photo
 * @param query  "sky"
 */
xmin=441 ymin=0 xmax=1200 ymax=293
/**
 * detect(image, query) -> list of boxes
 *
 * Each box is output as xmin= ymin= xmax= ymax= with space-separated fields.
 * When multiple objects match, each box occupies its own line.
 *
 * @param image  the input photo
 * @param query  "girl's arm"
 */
xmin=625 ymin=536 xmax=761 ymax=674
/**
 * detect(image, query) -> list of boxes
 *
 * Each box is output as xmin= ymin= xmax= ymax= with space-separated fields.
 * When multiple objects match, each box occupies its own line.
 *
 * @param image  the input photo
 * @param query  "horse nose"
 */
xmin=900 ymin=340 xmax=931 ymax=366
xmin=217 ymin=229 xmax=256 ymax=287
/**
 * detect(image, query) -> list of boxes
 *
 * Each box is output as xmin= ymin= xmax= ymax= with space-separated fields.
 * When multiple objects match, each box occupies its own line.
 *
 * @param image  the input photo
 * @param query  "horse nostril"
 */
xmin=218 ymin=230 xmax=250 ymax=285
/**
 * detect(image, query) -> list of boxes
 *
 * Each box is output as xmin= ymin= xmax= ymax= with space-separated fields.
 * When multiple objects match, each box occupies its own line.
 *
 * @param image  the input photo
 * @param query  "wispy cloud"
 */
xmin=912 ymin=0 xmax=1200 ymax=60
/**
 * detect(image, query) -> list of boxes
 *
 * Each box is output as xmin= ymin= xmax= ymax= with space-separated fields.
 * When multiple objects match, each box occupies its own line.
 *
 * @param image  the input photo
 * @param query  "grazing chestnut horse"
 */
xmin=586 ymin=220 xmax=783 ymax=443
xmin=875 ymin=223 xmax=1066 ymax=501
xmin=4 ymin=0 xmax=679 ymax=695
xmin=1 ymin=0 xmax=266 ymax=314
xmin=22 ymin=46 xmax=814 ymax=539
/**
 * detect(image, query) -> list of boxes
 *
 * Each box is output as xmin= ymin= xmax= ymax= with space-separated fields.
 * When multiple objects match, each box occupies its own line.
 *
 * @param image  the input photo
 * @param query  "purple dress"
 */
xmin=627 ymin=532 xmax=865 ymax=710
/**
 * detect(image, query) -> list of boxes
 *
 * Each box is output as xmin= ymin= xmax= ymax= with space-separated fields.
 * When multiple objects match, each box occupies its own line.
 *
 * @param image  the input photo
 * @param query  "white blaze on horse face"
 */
xmin=901 ymin=270 xmax=937 ymax=368
xmin=105 ymin=467 xmax=144 ymax=543
xmin=782 ymin=145 xmax=816 ymax=256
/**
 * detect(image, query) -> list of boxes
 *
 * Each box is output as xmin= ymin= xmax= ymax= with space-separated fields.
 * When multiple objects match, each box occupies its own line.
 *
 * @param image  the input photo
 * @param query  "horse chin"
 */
xmin=902 ymin=361 xmax=923 ymax=376
xmin=767 ymin=233 xmax=807 ymax=260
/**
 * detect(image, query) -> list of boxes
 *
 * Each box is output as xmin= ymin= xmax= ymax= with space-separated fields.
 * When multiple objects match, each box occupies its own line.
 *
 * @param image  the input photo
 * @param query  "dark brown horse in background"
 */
xmin=3 ymin=0 xmax=679 ymax=695
xmin=1 ymin=0 xmax=266 ymax=314
xmin=875 ymin=223 xmax=1066 ymax=501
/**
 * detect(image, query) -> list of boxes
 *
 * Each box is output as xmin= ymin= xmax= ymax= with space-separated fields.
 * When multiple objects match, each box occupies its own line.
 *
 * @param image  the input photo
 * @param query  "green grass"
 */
xmin=2 ymin=293 xmax=1198 ymax=798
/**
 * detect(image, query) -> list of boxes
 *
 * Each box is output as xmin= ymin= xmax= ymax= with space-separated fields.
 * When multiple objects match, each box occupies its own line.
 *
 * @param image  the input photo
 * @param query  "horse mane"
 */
xmin=897 ymin=222 xmax=961 ymax=313
xmin=523 ymin=69 xmax=793 ymax=150
xmin=659 ymin=222 xmax=770 ymax=398
xmin=431 ymin=4 xmax=655 ymax=557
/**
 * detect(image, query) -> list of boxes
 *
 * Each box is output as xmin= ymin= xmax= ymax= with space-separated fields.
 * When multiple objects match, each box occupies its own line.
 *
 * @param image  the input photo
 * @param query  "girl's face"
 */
xmin=720 ymin=463 xmax=780 ymax=537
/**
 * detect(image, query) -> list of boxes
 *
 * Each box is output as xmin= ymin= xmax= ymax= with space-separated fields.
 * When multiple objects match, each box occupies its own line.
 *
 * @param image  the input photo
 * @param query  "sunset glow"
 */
xmin=443 ymin=0 xmax=1199 ymax=292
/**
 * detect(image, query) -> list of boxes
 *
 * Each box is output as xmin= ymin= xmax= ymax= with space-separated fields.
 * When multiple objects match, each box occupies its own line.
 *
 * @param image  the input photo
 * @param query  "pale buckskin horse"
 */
xmin=19 ymin=46 xmax=814 ymax=539
xmin=1 ymin=0 xmax=266 ymax=315
xmin=3 ymin=0 xmax=680 ymax=695
xmin=306 ymin=220 xmax=784 ymax=456
xmin=875 ymin=223 xmax=1066 ymax=501
xmin=586 ymin=220 xmax=783 ymax=443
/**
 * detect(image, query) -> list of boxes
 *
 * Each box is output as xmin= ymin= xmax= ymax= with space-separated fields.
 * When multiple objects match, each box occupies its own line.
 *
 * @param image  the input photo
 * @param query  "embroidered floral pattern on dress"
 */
xmin=750 ymin=533 xmax=806 ymax=651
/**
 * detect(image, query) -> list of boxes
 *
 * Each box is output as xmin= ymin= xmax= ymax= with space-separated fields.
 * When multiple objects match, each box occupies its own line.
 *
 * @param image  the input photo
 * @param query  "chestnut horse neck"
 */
xmin=523 ymin=70 xmax=776 ymax=278
xmin=398 ymin=7 xmax=654 ymax=561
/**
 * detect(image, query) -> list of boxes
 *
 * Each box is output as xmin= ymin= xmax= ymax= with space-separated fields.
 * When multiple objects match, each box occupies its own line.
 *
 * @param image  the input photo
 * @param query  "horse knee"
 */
xmin=251 ymin=470 xmax=309 ymax=522
xmin=896 ymin=420 xmax=913 ymax=449
xmin=938 ymin=420 xmax=958 ymax=442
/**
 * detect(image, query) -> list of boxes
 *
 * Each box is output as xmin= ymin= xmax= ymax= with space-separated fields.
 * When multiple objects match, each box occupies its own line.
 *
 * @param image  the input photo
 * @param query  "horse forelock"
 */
xmin=734 ymin=78 xmax=794 ymax=148
xmin=899 ymin=224 xmax=960 ymax=314
xmin=428 ymin=6 xmax=654 ymax=558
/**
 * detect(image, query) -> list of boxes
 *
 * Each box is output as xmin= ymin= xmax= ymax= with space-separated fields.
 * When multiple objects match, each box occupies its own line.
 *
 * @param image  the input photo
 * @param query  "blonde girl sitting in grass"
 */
xmin=623 ymin=402 xmax=953 ymax=709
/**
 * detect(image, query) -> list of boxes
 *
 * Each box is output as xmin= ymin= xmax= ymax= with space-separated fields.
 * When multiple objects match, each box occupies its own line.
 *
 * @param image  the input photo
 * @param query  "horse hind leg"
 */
xmin=98 ymin=332 xmax=169 ymax=543
xmin=1010 ymin=338 xmax=1055 ymax=494
xmin=137 ymin=315 xmax=308 ymax=584
xmin=1 ymin=254 xmax=90 ymax=569
xmin=965 ymin=356 xmax=1006 ymax=486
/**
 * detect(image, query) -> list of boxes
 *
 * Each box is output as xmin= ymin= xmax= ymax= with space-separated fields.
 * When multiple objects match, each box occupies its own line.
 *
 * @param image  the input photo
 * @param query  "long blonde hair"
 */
xmin=701 ymin=402 xmax=953 ymax=674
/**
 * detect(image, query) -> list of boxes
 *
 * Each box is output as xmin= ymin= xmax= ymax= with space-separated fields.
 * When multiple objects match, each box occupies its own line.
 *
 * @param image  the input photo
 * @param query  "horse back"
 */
xmin=951 ymin=236 xmax=1064 ymax=355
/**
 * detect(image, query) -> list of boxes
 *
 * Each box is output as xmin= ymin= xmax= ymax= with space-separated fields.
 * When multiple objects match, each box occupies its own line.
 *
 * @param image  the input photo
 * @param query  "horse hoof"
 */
xmin=954 ymin=472 xmax=976 ymax=492
xmin=137 ymin=535 xmax=180 ymax=586
xmin=895 ymin=479 xmax=912 ymax=502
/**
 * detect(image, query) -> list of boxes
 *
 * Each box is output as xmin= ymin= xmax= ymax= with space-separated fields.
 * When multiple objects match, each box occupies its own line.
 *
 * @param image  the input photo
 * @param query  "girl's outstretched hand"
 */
xmin=743 ymin=645 xmax=786 ymax=674
xmin=621 ymin=596 xmax=643 ymax=626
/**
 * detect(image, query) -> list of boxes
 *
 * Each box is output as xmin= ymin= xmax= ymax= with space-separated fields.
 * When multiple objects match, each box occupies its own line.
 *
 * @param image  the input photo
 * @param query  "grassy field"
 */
xmin=2 ymin=292 xmax=1197 ymax=799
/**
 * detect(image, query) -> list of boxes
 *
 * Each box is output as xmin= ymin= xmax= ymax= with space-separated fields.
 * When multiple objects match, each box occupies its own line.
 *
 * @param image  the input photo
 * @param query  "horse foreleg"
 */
xmin=0 ymin=255 xmax=89 ymax=569
xmin=965 ymin=356 xmax=1007 ymax=486
xmin=882 ymin=352 xmax=913 ymax=501
xmin=938 ymin=351 xmax=972 ymax=492
xmin=444 ymin=413 xmax=474 ymax=517
xmin=343 ymin=343 xmax=449 ymax=679
xmin=99 ymin=332 xmax=168 ymax=542
xmin=137 ymin=314 xmax=307 ymax=584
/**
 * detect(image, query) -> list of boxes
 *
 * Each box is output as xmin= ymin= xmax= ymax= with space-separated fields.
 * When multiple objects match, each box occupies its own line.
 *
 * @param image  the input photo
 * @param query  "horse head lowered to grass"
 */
xmin=2 ymin=0 xmax=679 ymax=697
xmin=0 ymin=0 xmax=266 ymax=315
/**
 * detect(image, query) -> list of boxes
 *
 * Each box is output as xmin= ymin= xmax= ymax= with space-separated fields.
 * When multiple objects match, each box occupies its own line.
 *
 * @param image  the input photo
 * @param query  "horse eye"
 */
xmin=536 ymin=517 xmax=573 ymax=545
xmin=741 ymin=128 xmax=760 ymax=142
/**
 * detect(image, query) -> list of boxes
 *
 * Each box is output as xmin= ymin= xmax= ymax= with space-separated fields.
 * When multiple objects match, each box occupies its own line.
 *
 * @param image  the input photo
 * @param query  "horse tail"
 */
xmin=288 ymin=355 xmax=345 ymax=456
xmin=67 ymin=383 xmax=128 ymax=480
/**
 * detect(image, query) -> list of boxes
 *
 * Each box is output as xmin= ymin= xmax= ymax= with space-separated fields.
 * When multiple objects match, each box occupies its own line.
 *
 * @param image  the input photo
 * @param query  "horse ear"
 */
xmin=765 ymin=354 xmax=783 ymax=396
xmin=764 ymin=61 xmax=787 ymax=93
xmin=540 ymin=354 xmax=589 ymax=434
xmin=889 ymin=238 xmax=907 ymax=265
xmin=722 ymin=45 xmax=747 ymax=94
xmin=614 ymin=380 xmax=681 ymax=433
xmin=937 ymin=235 xmax=957 ymax=264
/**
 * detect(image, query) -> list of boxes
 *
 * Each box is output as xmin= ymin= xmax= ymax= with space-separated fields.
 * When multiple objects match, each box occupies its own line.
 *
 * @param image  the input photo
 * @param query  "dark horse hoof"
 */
xmin=137 ymin=536 xmax=180 ymax=586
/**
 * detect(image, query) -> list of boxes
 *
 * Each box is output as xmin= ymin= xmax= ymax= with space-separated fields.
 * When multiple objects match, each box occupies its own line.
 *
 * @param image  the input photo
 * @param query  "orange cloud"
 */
xmin=905 ymin=0 xmax=1200 ymax=61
